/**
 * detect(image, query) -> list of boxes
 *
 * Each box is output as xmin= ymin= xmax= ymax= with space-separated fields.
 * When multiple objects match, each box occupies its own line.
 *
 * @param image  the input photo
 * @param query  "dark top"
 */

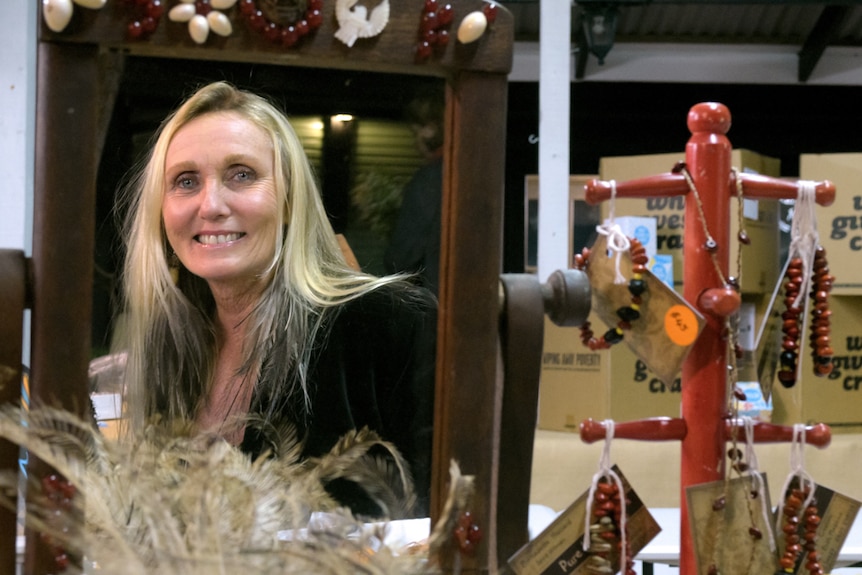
xmin=241 ymin=284 xmax=437 ymax=518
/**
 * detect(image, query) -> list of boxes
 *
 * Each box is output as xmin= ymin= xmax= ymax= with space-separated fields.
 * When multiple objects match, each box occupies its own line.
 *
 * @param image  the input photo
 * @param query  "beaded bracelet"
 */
xmin=573 ymin=237 xmax=649 ymax=351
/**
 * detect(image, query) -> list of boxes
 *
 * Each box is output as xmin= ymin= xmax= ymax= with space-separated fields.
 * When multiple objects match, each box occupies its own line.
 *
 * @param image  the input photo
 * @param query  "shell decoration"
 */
xmin=334 ymin=0 xmax=390 ymax=48
xmin=169 ymin=0 xmax=237 ymax=44
xmin=456 ymin=10 xmax=487 ymax=44
xmin=42 ymin=0 xmax=107 ymax=33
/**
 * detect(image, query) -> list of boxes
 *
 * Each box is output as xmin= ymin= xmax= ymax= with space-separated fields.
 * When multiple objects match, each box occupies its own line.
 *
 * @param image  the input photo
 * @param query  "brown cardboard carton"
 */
xmin=607 ymin=341 xmax=681 ymax=423
xmin=537 ymin=316 xmax=681 ymax=432
xmin=771 ymin=295 xmax=862 ymax=430
xmin=598 ymin=150 xmax=781 ymax=294
xmin=538 ymin=316 xmax=608 ymax=432
xmin=800 ymin=153 xmax=862 ymax=295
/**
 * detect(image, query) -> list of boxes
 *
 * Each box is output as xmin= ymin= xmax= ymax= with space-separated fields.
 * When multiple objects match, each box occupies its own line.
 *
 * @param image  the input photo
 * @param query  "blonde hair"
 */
xmin=117 ymin=81 xmax=411 ymax=433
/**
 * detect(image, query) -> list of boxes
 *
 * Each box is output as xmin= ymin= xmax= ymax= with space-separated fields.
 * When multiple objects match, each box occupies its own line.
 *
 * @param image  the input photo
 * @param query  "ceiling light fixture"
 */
xmin=581 ymin=3 xmax=619 ymax=65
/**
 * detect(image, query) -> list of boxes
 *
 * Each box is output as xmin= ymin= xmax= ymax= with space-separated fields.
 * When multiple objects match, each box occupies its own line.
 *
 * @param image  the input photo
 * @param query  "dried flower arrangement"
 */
xmin=0 ymin=405 xmax=473 ymax=575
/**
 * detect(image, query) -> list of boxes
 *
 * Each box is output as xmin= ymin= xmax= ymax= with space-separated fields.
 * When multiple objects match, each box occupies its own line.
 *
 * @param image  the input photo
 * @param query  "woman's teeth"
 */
xmin=197 ymin=233 xmax=242 ymax=245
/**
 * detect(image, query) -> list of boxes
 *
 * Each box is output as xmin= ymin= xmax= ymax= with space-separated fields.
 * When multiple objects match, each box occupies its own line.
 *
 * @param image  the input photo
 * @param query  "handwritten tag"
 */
xmin=586 ymin=235 xmax=705 ymax=384
xmin=664 ymin=304 xmax=699 ymax=346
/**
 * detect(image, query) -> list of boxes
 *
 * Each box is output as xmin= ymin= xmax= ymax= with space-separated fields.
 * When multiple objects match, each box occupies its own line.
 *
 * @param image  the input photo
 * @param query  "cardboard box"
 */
xmin=771 ymin=295 xmax=862 ymax=430
xmin=800 ymin=153 xmax=862 ymax=295
xmin=538 ymin=316 xmax=607 ymax=432
xmin=598 ymin=150 xmax=781 ymax=294
xmin=537 ymin=316 xmax=681 ymax=432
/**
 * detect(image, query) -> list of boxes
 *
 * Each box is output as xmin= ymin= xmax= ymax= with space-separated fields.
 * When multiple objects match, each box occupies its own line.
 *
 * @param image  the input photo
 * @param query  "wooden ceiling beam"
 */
xmin=799 ymin=5 xmax=850 ymax=81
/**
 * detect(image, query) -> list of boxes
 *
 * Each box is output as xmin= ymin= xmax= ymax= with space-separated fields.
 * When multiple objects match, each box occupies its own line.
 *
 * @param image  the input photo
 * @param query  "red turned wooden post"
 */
xmin=677 ymin=102 xmax=736 ymax=573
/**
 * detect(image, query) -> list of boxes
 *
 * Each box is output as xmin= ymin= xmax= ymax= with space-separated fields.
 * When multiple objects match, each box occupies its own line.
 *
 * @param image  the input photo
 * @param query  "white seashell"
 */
xmin=207 ymin=11 xmax=232 ymax=37
xmin=211 ymin=0 xmax=237 ymax=10
xmin=457 ymin=11 xmax=487 ymax=44
xmin=42 ymin=0 xmax=73 ymax=33
xmin=188 ymin=14 xmax=210 ymax=44
xmin=168 ymin=3 xmax=196 ymax=23
xmin=72 ymin=0 xmax=106 ymax=9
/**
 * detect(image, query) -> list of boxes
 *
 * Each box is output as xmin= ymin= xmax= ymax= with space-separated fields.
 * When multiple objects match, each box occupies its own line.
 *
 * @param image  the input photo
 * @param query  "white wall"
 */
xmin=1 ymin=0 xmax=36 ymax=366
xmin=0 ymin=0 xmax=36 ymax=254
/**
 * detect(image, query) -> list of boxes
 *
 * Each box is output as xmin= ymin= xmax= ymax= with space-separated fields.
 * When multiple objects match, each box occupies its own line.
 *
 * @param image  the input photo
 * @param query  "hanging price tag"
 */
xmin=687 ymin=474 xmax=776 ymax=575
xmin=508 ymin=465 xmax=661 ymax=575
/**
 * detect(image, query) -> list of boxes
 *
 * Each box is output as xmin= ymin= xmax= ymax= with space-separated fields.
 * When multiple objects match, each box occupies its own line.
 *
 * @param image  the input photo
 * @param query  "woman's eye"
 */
xmin=228 ymin=166 xmax=255 ymax=183
xmin=173 ymin=174 xmax=197 ymax=190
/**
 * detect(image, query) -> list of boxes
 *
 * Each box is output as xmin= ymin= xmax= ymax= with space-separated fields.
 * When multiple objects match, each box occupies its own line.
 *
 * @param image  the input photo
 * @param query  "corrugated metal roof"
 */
xmin=501 ymin=1 xmax=862 ymax=79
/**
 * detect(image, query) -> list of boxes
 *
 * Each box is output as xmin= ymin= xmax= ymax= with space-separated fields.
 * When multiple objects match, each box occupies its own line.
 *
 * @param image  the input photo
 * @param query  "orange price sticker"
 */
xmin=664 ymin=304 xmax=698 ymax=346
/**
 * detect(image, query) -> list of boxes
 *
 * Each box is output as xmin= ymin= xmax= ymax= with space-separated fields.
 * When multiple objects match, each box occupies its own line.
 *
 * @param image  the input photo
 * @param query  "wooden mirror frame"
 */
xmin=17 ymin=2 xmax=518 ymax=573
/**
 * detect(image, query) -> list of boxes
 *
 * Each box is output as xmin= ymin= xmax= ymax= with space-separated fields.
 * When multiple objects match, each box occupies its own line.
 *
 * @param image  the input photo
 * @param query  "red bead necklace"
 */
xmin=777 ymin=485 xmax=822 ymax=574
xmin=572 ymin=237 xmax=648 ymax=350
xmin=777 ymin=247 xmax=834 ymax=388
xmin=238 ymin=0 xmax=323 ymax=47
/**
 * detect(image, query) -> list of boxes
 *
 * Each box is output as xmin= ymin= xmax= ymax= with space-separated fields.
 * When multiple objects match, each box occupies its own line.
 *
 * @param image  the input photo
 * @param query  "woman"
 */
xmin=116 ymin=81 xmax=437 ymax=517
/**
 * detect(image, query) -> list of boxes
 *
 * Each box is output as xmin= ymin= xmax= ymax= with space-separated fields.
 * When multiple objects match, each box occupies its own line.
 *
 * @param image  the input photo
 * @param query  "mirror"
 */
xmin=28 ymin=3 xmax=514 ymax=570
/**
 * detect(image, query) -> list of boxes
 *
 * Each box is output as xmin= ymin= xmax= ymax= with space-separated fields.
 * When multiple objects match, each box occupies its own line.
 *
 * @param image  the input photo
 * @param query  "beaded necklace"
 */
xmin=582 ymin=421 xmax=635 ymax=575
xmin=680 ymin=165 xmax=775 ymax=574
xmin=777 ymin=181 xmax=834 ymax=388
xmin=775 ymin=425 xmax=822 ymax=575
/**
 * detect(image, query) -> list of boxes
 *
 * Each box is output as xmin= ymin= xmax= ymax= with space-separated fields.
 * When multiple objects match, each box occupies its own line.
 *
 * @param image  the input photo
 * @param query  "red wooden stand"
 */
xmin=581 ymin=102 xmax=836 ymax=575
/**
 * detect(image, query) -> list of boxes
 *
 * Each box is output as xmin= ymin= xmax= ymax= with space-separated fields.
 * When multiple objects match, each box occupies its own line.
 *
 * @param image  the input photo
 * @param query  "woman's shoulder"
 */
xmin=324 ymin=281 xmax=437 ymax=346
xmin=341 ymin=281 xmax=436 ymax=319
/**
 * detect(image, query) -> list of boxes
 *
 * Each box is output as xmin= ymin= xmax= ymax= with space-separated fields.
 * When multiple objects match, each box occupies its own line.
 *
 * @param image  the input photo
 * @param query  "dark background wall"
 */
xmin=502 ymin=81 xmax=862 ymax=273
xmin=91 ymin=59 xmax=862 ymax=349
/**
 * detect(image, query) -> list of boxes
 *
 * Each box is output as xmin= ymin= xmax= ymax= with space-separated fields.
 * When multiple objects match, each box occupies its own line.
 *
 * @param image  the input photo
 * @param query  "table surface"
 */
xmin=638 ymin=507 xmax=862 ymax=567
xmin=17 ymin=506 xmax=862 ymax=566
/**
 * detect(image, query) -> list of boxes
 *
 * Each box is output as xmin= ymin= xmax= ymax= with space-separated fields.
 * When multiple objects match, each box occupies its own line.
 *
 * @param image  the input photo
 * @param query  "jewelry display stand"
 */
xmin=580 ymin=102 xmax=836 ymax=575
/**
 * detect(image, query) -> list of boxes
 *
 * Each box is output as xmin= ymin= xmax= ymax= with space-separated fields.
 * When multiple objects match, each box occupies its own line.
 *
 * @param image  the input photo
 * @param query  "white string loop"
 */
xmin=596 ymin=183 xmax=631 ymax=285
xmin=596 ymin=223 xmax=631 ymax=285
xmin=582 ymin=420 xmax=629 ymax=570
xmin=789 ymin=181 xmax=819 ymax=309
xmin=774 ymin=424 xmax=817 ymax=540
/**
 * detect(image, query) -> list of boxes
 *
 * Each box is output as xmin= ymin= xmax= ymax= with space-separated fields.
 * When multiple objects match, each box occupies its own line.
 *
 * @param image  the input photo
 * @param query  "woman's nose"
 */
xmin=198 ymin=179 xmax=229 ymax=219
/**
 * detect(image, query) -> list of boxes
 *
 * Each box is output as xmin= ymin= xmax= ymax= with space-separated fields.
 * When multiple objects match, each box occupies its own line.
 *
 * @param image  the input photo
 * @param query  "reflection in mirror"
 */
xmin=94 ymin=59 xmax=444 ymax=348
xmin=91 ymin=57 xmax=445 ymax=518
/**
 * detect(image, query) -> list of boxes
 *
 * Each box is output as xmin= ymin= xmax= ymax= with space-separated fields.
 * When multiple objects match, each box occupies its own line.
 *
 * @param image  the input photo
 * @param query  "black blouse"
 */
xmin=241 ymin=284 xmax=437 ymax=518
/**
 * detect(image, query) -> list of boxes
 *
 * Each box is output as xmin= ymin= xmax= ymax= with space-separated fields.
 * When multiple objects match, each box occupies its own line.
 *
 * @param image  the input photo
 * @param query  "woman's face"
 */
xmin=162 ymin=111 xmax=280 ymax=293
